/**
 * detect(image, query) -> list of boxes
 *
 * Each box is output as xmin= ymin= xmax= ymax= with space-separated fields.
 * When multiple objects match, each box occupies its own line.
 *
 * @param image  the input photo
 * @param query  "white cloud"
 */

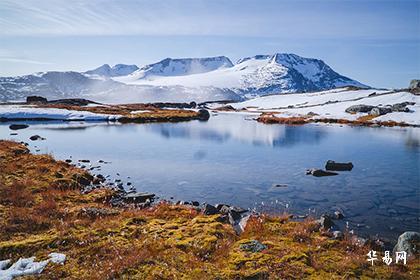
xmin=0 ymin=0 xmax=417 ymax=39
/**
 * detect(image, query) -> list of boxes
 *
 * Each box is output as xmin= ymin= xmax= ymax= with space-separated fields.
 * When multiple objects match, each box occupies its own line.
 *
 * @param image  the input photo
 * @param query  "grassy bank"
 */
xmin=256 ymin=113 xmax=417 ymax=127
xmin=0 ymin=140 xmax=418 ymax=279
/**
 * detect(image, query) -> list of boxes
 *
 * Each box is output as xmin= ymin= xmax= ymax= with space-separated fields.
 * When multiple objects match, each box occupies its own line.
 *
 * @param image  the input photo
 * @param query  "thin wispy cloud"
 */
xmin=0 ymin=0 xmax=417 ymax=40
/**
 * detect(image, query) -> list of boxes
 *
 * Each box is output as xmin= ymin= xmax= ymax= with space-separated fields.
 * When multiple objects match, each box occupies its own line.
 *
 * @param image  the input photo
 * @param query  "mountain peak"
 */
xmin=85 ymin=64 xmax=138 ymax=77
xmin=134 ymin=56 xmax=234 ymax=78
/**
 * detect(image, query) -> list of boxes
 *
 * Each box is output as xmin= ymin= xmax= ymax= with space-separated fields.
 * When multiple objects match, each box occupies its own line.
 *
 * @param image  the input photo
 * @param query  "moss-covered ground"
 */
xmin=0 ymin=140 xmax=418 ymax=279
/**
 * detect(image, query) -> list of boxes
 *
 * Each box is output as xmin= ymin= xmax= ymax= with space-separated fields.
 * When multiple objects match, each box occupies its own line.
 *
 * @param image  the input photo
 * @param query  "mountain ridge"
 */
xmin=0 ymin=53 xmax=368 ymax=103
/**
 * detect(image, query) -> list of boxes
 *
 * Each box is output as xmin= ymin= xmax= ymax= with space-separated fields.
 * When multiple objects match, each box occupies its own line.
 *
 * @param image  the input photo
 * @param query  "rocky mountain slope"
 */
xmin=0 ymin=53 xmax=367 ymax=103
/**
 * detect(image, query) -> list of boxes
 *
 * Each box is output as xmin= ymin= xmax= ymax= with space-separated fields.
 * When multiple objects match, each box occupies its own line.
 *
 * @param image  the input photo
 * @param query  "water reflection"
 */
xmin=0 ymin=113 xmax=419 ymax=241
xmin=147 ymin=113 xmax=327 ymax=147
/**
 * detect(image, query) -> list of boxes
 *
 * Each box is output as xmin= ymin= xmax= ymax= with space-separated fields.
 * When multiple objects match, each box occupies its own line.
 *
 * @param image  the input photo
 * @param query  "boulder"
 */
xmin=316 ymin=214 xmax=335 ymax=230
xmin=239 ymin=240 xmax=267 ymax=253
xmin=9 ymin=124 xmax=29 ymax=130
xmin=202 ymin=203 xmax=219 ymax=215
xmin=369 ymin=107 xmax=392 ymax=116
xmin=391 ymin=102 xmax=415 ymax=112
xmin=29 ymin=135 xmax=45 ymax=141
xmin=332 ymin=231 xmax=343 ymax=240
xmin=26 ymin=96 xmax=47 ymax=103
xmin=306 ymin=168 xmax=338 ymax=177
xmin=393 ymin=231 xmax=420 ymax=258
xmin=345 ymin=105 xmax=375 ymax=114
xmin=197 ymin=109 xmax=210 ymax=121
xmin=409 ymin=79 xmax=420 ymax=90
xmin=325 ymin=160 xmax=353 ymax=171
xmin=333 ymin=210 xmax=344 ymax=219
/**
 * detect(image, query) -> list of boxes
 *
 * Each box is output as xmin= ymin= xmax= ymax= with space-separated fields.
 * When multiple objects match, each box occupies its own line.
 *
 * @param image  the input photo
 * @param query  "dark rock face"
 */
xmin=29 ymin=135 xmax=45 ymax=141
xmin=306 ymin=168 xmax=338 ymax=177
xmin=325 ymin=160 xmax=353 ymax=171
xmin=26 ymin=96 xmax=48 ymax=103
xmin=393 ymin=231 xmax=420 ymax=258
xmin=345 ymin=105 xmax=375 ymax=114
xmin=239 ymin=240 xmax=267 ymax=253
xmin=9 ymin=124 xmax=29 ymax=130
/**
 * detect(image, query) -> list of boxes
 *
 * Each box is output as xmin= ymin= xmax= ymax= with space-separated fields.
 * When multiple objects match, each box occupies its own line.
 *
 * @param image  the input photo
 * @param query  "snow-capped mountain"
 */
xmin=85 ymin=64 xmax=139 ymax=77
xmin=118 ymin=53 xmax=366 ymax=98
xmin=0 ymin=53 xmax=368 ymax=103
xmin=129 ymin=56 xmax=233 ymax=79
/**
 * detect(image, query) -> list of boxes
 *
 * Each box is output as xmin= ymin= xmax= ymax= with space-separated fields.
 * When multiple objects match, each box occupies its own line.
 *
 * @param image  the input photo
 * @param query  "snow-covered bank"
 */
xmin=229 ymin=88 xmax=420 ymax=126
xmin=0 ymin=106 xmax=120 ymax=121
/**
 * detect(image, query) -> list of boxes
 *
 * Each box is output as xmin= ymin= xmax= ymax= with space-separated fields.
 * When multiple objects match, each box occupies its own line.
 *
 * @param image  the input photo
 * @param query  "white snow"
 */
xmin=0 ymin=105 xmax=120 ymax=121
xmin=0 ymin=253 xmax=66 ymax=280
xmin=48 ymin=253 xmax=66 ymax=265
xmin=229 ymin=88 xmax=420 ymax=125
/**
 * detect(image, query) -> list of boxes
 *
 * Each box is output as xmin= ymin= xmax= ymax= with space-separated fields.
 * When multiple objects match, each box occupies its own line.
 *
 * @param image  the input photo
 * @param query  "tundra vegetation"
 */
xmin=0 ymin=140 xmax=418 ymax=279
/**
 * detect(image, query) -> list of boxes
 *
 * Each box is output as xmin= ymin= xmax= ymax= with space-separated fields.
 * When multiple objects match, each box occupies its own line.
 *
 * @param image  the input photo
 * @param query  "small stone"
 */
xmin=239 ymin=240 xmax=267 ymax=253
xmin=191 ymin=201 xmax=200 ymax=206
xmin=29 ymin=135 xmax=45 ymax=141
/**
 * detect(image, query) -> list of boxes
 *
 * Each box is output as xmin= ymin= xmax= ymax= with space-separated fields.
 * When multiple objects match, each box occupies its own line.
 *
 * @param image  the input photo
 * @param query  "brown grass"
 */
xmin=0 ymin=140 xmax=419 ymax=279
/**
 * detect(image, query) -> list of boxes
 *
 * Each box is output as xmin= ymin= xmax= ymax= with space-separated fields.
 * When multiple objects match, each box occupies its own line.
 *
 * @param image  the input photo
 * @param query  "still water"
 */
xmin=1 ymin=113 xmax=419 ymax=241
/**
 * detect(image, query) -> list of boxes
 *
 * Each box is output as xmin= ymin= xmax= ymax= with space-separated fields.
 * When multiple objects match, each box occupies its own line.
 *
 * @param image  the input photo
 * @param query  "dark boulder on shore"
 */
xmin=306 ymin=168 xmax=338 ymax=177
xmin=345 ymin=105 xmax=375 ymax=114
xmin=325 ymin=160 xmax=353 ymax=171
xmin=316 ymin=214 xmax=335 ymax=230
xmin=9 ymin=124 xmax=29 ymax=130
xmin=393 ymin=231 xmax=420 ymax=258
xmin=202 ymin=203 xmax=219 ymax=215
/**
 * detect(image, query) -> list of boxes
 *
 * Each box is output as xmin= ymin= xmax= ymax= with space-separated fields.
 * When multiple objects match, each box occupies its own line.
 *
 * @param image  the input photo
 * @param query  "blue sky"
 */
xmin=0 ymin=0 xmax=418 ymax=88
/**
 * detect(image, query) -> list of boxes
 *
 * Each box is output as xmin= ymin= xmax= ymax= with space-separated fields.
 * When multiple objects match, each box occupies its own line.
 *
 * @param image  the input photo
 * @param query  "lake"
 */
xmin=1 ymin=113 xmax=419 ymax=241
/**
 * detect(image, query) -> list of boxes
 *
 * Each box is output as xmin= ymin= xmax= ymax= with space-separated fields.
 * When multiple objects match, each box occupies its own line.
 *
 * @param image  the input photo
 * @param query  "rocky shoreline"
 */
xmin=0 ymin=141 xmax=419 ymax=279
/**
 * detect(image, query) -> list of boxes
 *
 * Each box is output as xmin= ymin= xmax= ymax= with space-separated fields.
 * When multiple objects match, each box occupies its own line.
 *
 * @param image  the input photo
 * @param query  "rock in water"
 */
xmin=393 ymin=231 xmax=420 ymax=258
xmin=325 ymin=160 xmax=353 ymax=171
xmin=197 ymin=109 xmax=210 ymax=121
xmin=9 ymin=124 xmax=29 ymax=130
xmin=306 ymin=168 xmax=338 ymax=177
xmin=29 ymin=135 xmax=45 ymax=141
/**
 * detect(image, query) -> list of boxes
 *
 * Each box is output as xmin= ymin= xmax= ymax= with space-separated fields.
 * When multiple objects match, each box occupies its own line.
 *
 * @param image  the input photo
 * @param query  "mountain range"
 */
xmin=0 ymin=53 xmax=367 ymax=103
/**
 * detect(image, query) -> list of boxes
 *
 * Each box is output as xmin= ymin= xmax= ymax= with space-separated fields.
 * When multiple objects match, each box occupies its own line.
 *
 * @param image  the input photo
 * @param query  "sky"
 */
xmin=0 ymin=0 xmax=418 ymax=88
